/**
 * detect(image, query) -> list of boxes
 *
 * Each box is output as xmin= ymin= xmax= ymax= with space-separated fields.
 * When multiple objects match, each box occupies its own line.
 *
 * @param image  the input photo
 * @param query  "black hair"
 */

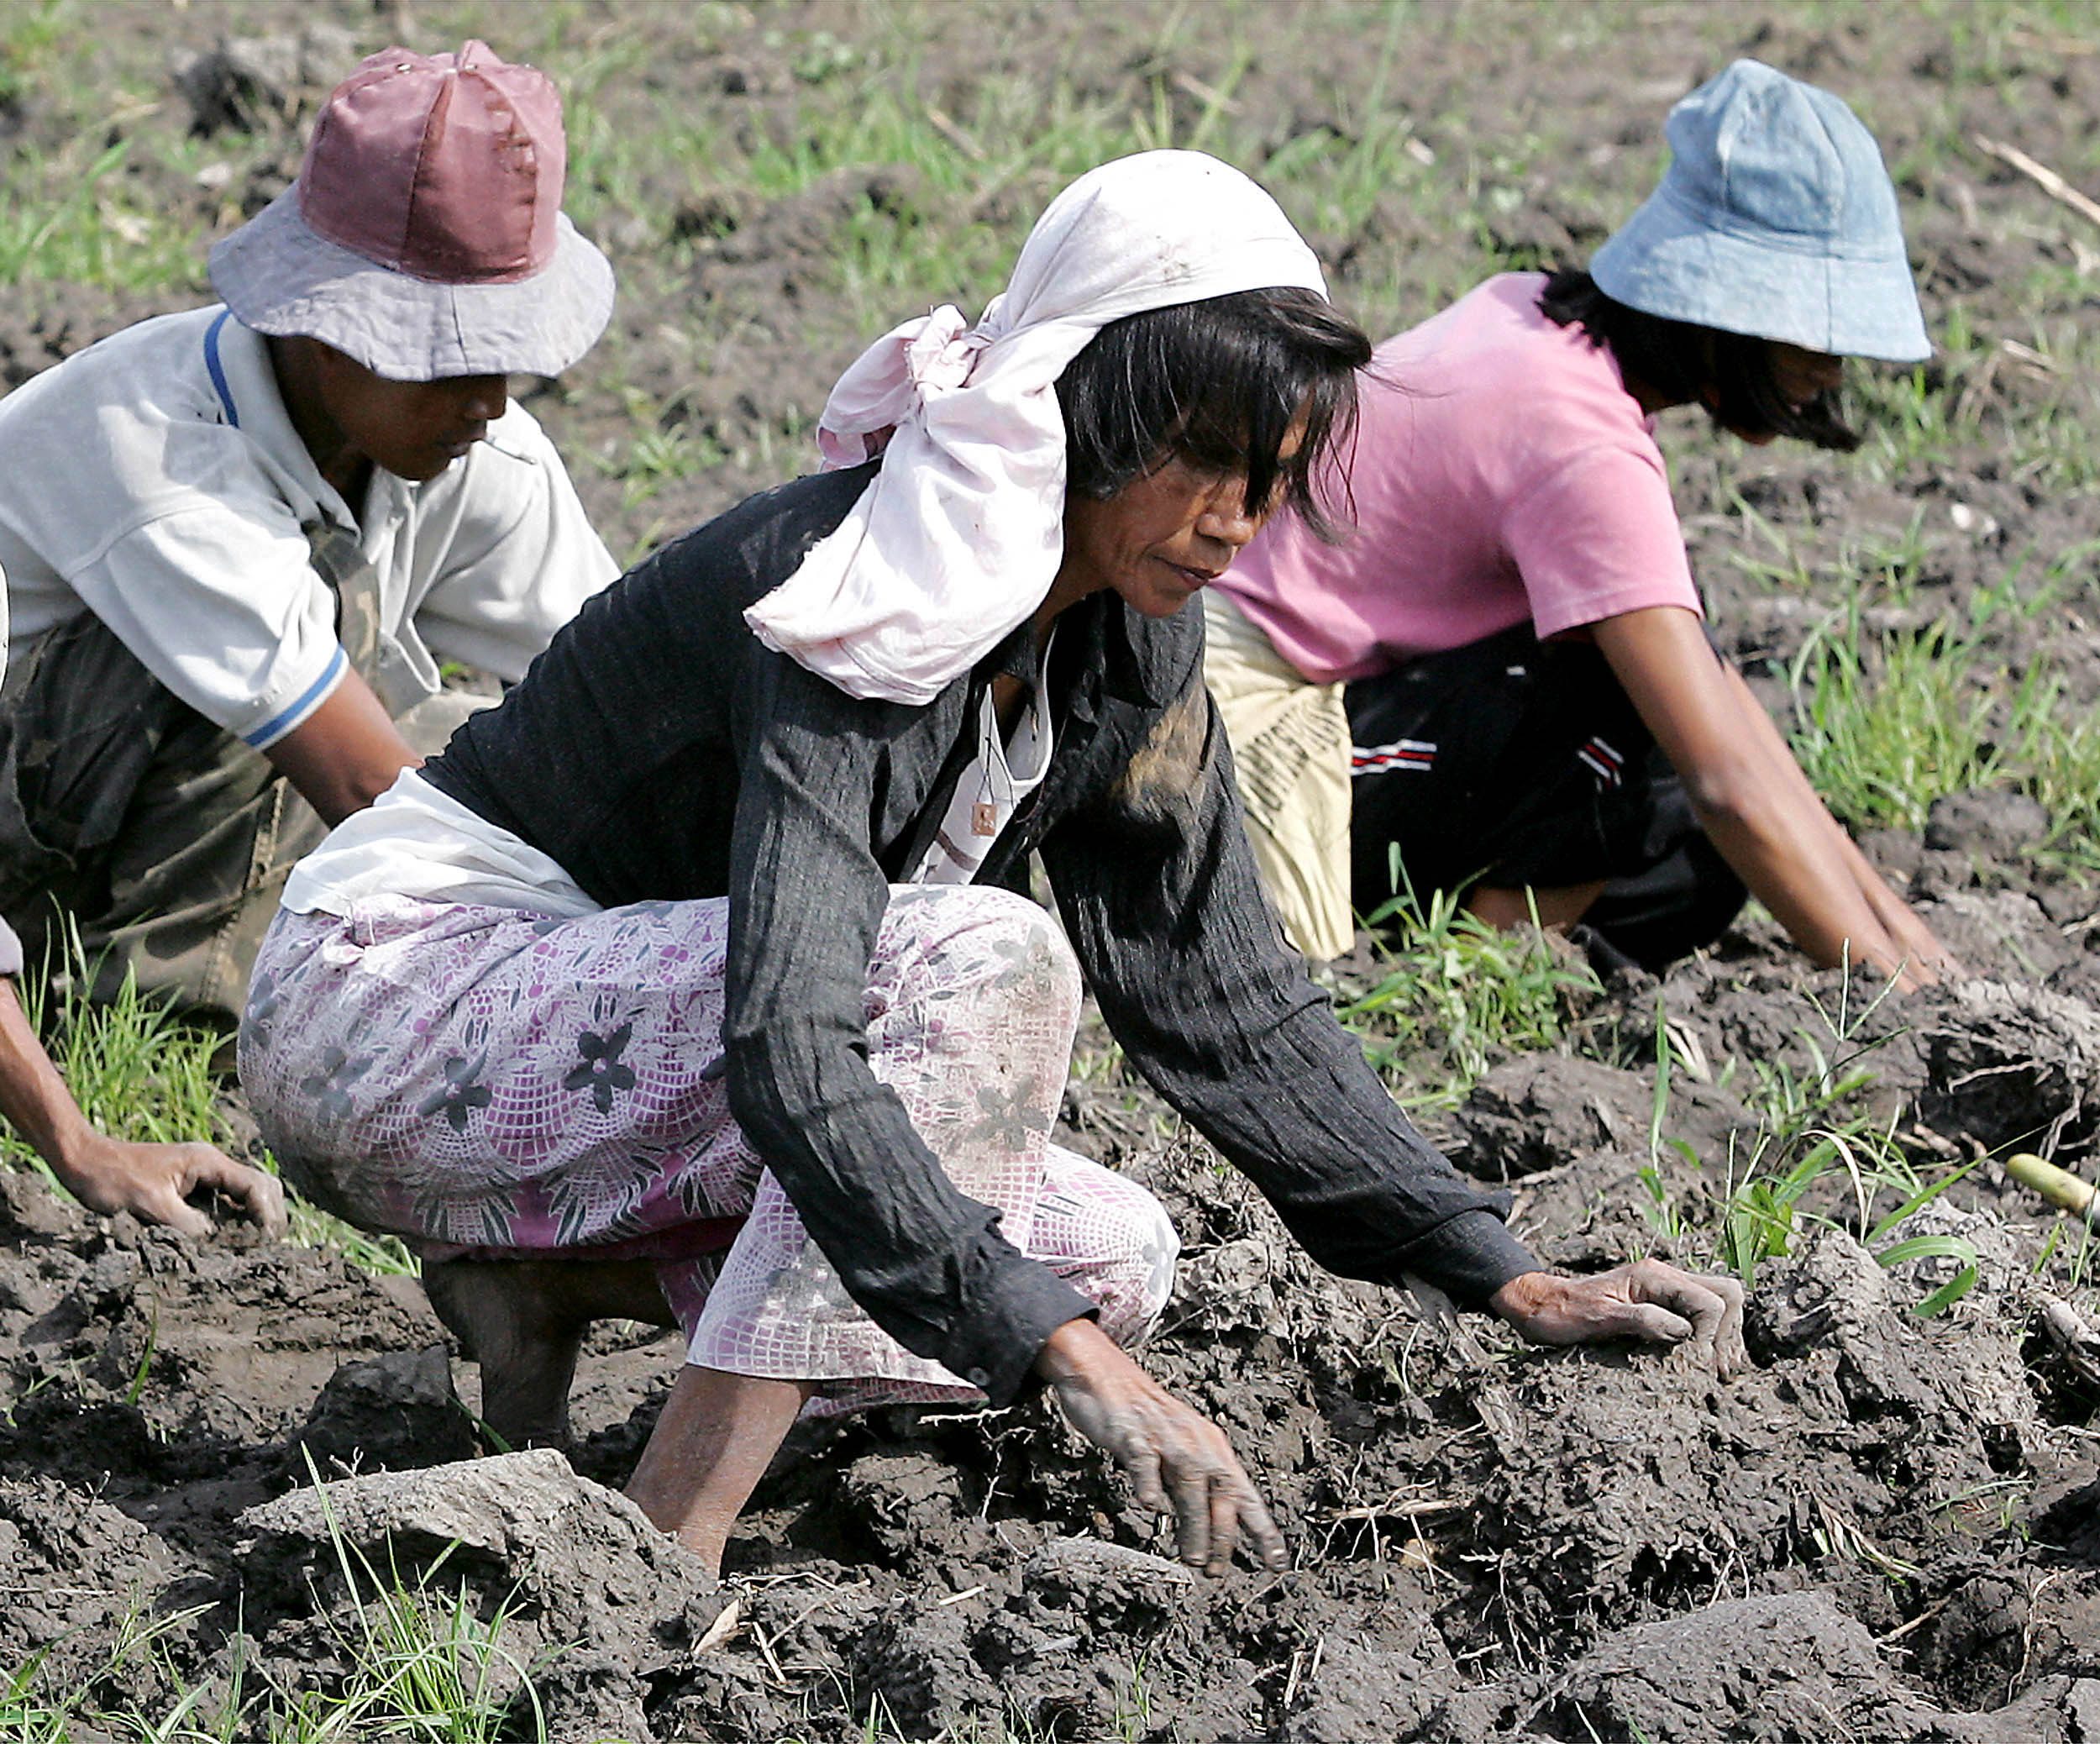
xmin=1538 ymin=268 xmax=1860 ymax=452
xmin=1055 ymin=286 xmax=1373 ymax=540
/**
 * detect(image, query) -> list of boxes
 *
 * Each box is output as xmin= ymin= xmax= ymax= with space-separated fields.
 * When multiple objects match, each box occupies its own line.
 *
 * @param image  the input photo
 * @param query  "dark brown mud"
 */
xmin=8 ymin=1105 xmax=2099 ymax=1741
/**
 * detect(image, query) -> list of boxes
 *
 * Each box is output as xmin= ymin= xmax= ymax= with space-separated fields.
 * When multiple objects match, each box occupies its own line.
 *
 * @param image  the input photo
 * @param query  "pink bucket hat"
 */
xmin=207 ymin=41 xmax=614 ymax=381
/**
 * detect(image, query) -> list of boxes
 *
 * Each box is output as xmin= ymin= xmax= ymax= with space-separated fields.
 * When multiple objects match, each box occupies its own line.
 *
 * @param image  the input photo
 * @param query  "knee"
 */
xmin=1055 ymin=1174 xmax=1179 ymax=1349
xmin=883 ymin=885 xmax=1082 ymax=1026
xmin=1117 ymin=1193 xmax=1181 ymax=1337
xmin=979 ymin=888 xmax=1083 ymax=1015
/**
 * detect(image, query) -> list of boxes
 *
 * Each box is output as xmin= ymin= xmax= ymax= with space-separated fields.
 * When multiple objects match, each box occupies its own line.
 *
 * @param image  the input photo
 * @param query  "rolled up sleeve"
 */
xmin=69 ymin=507 xmax=344 ymax=750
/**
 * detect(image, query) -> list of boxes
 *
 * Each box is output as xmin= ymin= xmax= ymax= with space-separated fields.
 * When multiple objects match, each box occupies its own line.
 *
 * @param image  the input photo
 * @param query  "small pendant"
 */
xmin=971 ymin=801 xmax=999 ymax=837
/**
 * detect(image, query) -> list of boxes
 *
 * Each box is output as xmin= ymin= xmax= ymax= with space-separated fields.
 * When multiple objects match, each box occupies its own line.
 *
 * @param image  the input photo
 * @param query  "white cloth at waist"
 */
xmin=282 ymin=768 xmax=600 ymax=918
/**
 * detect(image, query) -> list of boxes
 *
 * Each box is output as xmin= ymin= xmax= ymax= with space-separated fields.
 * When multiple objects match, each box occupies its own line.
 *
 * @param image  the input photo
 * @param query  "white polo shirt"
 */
xmin=0 ymin=306 xmax=617 ymax=749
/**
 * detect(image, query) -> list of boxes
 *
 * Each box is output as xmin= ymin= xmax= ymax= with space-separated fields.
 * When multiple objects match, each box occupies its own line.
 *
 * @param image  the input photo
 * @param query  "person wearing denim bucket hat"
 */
xmin=1589 ymin=57 xmax=1931 ymax=365
xmin=0 ymin=40 xmax=619 ymax=1234
xmin=1206 ymin=57 xmax=1958 ymax=993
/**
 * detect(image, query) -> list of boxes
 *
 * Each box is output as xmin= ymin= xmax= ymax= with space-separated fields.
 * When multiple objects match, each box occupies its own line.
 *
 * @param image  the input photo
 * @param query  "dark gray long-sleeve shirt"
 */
xmin=425 ymin=465 xmax=1538 ymax=1403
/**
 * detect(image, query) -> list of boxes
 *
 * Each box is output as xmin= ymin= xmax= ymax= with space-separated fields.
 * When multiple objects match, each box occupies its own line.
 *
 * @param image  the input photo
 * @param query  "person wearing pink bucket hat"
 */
xmin=207 ymin=39 xmax=612 ymax=383
xmin=0 ymin=40 xmax=617 ymax=1064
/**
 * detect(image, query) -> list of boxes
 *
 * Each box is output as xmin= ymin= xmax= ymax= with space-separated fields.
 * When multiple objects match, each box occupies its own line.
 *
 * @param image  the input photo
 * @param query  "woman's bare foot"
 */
xmin=422 ymin=1257 xmax=675 ymax=1450
xmin=626 ymin=1363 xmax=814 ymax=1576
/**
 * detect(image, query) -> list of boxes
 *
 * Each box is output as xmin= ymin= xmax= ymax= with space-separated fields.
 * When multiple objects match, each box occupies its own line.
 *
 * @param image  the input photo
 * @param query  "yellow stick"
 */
xmin=1975 ymin=136 xmax=2100 ymax=230
xmin=2006 ymin=1153 xmax=2097 ymax=1221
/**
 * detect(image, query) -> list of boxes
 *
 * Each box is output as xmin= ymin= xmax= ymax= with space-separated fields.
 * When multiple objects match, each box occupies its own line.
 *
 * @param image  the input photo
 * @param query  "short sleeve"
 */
xmin=69 ymin=505 xmax=344 ymax=749
xmin=1501 ymin=443 xmax=1700 ymax=639
xmin=411 ymin=407 xmax=619 ymax=683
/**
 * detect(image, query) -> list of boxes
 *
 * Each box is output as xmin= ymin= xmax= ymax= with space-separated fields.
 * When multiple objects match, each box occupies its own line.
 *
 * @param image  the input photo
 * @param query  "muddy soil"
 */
xmin=3 ymin=3 xmax=2099 ymax=1741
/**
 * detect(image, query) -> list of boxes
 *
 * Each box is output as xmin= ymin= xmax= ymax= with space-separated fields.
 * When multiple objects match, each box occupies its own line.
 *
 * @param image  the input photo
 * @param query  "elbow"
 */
xmin=310 ymin=764 xmax=413 ymax=828
xmin=349 ymin=763 xmax=414 ymax=812
xmin=721 ymin=1033 xmax=802 ymax=1158
xmin=1679 ymin=756 xmax=1762 ymax=831
xmin=720 ymin=1040 xmax=771 ymax=1138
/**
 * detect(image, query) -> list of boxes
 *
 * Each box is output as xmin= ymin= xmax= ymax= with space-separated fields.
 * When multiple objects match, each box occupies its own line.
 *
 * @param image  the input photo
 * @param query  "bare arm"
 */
xmin=0 ymin=979 xmax=285 ymax=1235
xmin=261 ymin=666 xmax=420 ymax=827
xmin=1591 ymin=606 xmax=1947 ymax=989
xmin=1033 ymin=1319 xmax=1286 ymax=1574
xmin=1711 ymin=659 xmax=1959 ymax=982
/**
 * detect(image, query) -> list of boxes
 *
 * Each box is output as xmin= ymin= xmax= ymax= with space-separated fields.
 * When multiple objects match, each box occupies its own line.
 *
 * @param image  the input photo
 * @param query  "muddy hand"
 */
xmin=1490 ymin=1260 xmax=1748 ymax=1379
xmin=1035 ymin=1318 xmax=1286 ymax=1575
xmin=60 ymin=1133 xmax=288 ymax=1238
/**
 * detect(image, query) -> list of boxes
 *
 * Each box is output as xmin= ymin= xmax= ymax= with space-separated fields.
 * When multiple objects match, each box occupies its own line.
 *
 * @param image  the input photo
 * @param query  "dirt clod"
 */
xmin=236 ymin=1449 xmax=718 ymax=1738
xmin=1435 ymin=1592 xmax=2099 ymax=1744
xmin=294 ymin=1343 xmax=479 ymax=1473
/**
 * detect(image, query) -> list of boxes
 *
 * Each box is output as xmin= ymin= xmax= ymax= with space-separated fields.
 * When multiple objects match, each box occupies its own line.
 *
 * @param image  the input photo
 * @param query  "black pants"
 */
xmin=1345 ymin=624 xmax=1745 ymax=969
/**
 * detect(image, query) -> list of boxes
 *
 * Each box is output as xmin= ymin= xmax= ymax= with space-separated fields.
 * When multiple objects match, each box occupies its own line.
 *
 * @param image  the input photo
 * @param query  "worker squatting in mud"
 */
xmin=0 ymin=43 xmax=618 ymax=1236
xmin=228 ymin=102 xmax=1749 ymax=1574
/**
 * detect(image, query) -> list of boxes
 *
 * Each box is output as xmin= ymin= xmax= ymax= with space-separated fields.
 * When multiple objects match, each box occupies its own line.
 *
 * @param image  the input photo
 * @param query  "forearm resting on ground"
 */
xmin=1713 ymin=661 xmax=1956 ymax=986
xmin=0 ymin=979 xmax=285 ymax=1234
xmin=1692 ymin=727 xmax=1902 ymax=976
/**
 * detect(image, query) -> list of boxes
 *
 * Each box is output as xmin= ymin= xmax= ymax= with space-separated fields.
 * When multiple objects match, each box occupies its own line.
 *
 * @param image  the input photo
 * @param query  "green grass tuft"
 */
xmin=1641 ymin=973 xmax=1981 ymax=1312
xmin=1337 ymin=882 xmax=1601 ymax=1109
xmin=2 ymin=927 xmax=416 ymax=1277
xmin=1784 ymin=597 xmax=2100 ymax=871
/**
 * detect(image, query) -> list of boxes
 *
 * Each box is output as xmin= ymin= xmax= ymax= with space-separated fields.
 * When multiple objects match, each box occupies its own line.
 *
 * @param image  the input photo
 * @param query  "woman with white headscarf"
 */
xmin=240 ymin=151 xmax=1746 ymax=1577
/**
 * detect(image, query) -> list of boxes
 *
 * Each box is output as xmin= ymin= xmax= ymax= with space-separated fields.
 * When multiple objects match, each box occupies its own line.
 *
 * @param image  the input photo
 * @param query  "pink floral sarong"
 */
xmin=239 ymin=884 xmax=1176 ymax=1409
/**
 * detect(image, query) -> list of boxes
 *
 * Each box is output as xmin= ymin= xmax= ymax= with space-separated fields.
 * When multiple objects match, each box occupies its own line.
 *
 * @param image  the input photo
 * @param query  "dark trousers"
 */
xmin=1345 ymin=624 xmax=1746 ymax=970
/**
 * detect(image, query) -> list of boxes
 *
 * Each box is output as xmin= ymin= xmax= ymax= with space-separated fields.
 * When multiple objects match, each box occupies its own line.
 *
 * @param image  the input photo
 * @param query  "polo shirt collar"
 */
xmin=203 ymin=311 xmax=363 ymax=535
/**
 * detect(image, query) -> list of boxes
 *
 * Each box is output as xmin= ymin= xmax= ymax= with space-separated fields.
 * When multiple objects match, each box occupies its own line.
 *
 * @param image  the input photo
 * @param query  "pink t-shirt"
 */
xmin=1216 ymin=273 xmax=1701 ymax=686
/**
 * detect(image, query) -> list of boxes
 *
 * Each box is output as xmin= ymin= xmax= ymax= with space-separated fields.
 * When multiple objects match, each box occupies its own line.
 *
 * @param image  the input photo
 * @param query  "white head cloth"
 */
xmin=743 ymin=150 xmax=1330 ymax=705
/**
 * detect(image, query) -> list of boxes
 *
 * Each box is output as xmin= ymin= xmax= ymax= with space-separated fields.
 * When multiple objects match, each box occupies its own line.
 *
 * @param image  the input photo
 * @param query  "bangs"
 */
xmin=1707 ymin=334 xmax=1861 ymax=450
xmin=1057 ymin=287 xmax=1373 ymax=541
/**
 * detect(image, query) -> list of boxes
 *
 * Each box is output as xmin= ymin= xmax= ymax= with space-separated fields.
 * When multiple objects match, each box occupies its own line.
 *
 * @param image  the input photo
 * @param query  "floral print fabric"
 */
xmin=240 ymin=885 xmax=1176 ymax=1406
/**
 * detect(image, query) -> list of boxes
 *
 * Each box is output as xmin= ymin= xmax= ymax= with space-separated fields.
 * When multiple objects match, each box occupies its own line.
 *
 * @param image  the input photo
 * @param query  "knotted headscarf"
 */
xmin=743 ymin=150 xmax=1329 ymax=705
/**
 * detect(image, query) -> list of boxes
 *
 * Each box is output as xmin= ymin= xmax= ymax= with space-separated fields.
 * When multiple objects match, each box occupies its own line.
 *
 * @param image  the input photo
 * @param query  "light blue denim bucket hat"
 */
xmin=1590 ymin=58 xmax=1929 ymax=363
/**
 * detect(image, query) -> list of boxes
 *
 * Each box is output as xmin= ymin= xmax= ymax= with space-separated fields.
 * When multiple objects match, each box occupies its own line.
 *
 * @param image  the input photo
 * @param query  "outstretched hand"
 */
xmin=56 ymin=1132 xmax=288 ymax=1238
xmin=1035 ymin=1317 xmax=1286 ymax=1575
xmin=1489 ymin=1259 xmax=1749 ymax=1379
